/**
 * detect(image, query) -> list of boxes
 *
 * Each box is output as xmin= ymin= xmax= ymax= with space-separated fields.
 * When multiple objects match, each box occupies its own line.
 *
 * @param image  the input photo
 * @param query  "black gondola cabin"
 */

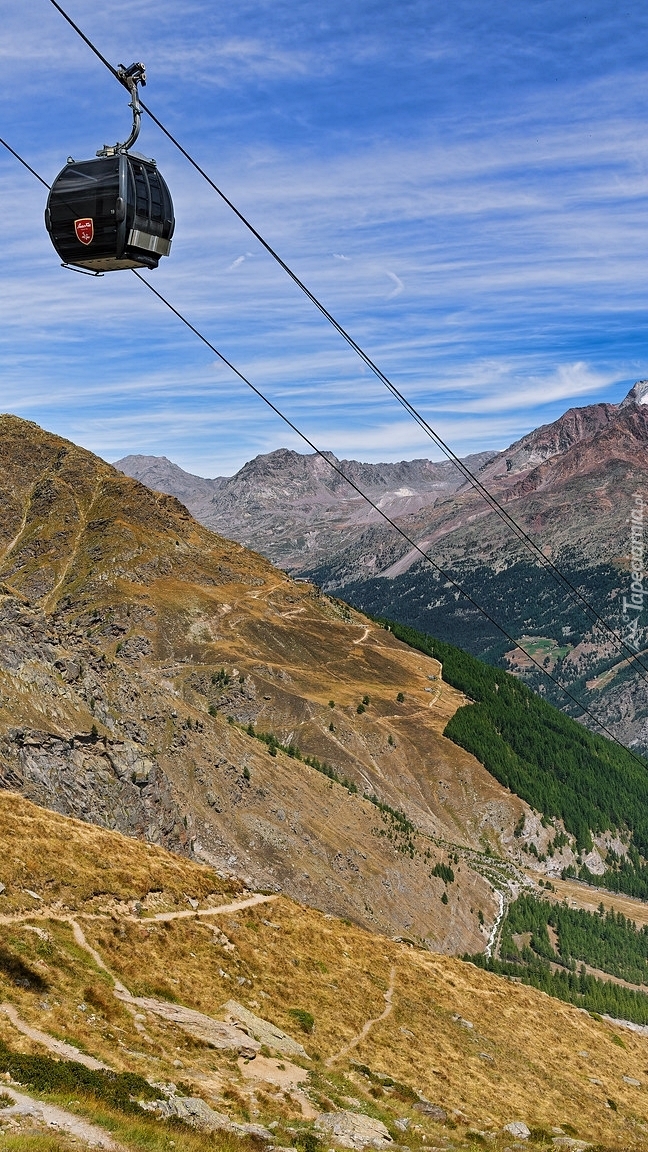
xmin=45 ymin=152 xmax=175 ymax=273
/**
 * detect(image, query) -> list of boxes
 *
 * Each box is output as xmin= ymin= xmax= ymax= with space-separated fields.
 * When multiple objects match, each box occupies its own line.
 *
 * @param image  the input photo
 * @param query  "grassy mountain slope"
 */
xmin=0 ymin=792 xmax=648 ymax=1151
xmin=0 ymin=414 xmax=532 ymax=953
xmin=4 ymin=415 xmax=648 ymax=935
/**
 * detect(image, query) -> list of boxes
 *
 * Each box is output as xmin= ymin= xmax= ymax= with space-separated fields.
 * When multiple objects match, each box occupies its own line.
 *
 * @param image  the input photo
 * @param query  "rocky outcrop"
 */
xmin=222 ymin=999 xmax=307 ymax=1057
xmin=119 ymin=995 xmax=260 ymax=1056
xmin=0 ymin=727 xmax=185 ymax=851
xmin=315 ymin=1111 xmax=393 ymax=1149
xmin=146 ymin=1095 xmax=272 ymax=1139
xmin=503 ymin=1121 xmax=531 ymax=1139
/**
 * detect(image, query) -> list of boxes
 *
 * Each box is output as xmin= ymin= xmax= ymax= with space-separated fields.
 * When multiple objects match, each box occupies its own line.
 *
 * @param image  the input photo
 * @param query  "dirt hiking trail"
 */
xmin=326 ymin=966 xmax=396 ymax=1066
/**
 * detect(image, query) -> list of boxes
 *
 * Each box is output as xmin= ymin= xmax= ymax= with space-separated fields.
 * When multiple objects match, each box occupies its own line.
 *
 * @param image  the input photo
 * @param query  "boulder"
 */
xmin=503 ymin=1121 xmax=530 ymax=1139
xmin=413 ymin=1102 xmax=446 ymax=1122
xmin=315 ymin=1111 xmax=392 ymax=1149
xmin=124 ymin=995 xmax=260 ymax=1057
xmin=149 ymin=1096 xmax=272 ymax=1140
xmin=551 ymin=1140 xmax=591 ymax=1151
xmin=222 ymin=999 xmax=307 ymax=1057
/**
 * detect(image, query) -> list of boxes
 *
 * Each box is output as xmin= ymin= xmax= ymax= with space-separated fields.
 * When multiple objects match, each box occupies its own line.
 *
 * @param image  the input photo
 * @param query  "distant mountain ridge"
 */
xmin=114 ymin=454 xmax=228 ymax=522
xmin=115 ymin=382 xmax=648 ymax=578
xmin=115 ymin=448 xmax=497 ymax=572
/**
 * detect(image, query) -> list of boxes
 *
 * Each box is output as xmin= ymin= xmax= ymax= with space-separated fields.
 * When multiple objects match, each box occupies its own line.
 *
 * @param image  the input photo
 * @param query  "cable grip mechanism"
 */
xmin=97 ymin=61 xmax=146 ymax=156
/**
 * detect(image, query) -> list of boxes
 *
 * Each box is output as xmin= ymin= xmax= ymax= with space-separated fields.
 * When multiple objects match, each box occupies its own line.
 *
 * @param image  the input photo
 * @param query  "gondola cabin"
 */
xmin=45 ymin=152 xmax=174 ymax=273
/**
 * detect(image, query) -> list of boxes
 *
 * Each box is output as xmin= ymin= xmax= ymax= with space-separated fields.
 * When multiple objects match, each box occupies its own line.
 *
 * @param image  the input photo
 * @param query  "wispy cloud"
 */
xmin=385 ymin=271 xmax=404 ymax=299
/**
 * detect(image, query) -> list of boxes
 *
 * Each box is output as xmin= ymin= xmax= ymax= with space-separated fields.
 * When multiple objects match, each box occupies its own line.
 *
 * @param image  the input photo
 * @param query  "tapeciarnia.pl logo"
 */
xmin=622 ymin=491 xmax=644 ymax=649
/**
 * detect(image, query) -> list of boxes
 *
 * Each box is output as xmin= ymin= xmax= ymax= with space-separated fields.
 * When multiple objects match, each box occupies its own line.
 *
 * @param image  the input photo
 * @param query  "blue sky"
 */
xmin=1 ymin=0 xmax=648 ymax=476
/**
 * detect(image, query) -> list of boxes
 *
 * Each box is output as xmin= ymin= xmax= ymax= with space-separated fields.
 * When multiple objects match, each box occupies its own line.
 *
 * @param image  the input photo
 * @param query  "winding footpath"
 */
xmin=0 ymin=894 xmax=278 ymax=1079
xmin=326 ymin=966 xmax=396 ymax=1066
xmin=0 ymin=891 xmax=277 ymax=930
xmin=0 ymin=1003 xmax=110 ymax=1070
xmin=0 ymin=1086 xmax=121 ymax=1148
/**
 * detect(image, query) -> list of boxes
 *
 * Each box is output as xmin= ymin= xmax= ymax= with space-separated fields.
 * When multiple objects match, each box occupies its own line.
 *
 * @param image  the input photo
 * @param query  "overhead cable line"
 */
xmin=1 ymin=137 xmax=645 ymax=766
xmin=0 ymin=136 xmax=51 ymax=189
xmin=45 ymin=0 xmax=648 ymax=685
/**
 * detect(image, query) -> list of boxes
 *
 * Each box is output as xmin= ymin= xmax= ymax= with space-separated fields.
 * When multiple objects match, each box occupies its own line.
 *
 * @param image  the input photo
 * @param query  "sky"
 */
xmin=1 ymin=0 xmax=648 ymax=476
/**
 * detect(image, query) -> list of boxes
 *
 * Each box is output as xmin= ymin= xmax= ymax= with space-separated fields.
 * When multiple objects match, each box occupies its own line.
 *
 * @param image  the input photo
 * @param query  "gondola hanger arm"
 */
xmin=96 ymin=61 xmax=146 ymax=157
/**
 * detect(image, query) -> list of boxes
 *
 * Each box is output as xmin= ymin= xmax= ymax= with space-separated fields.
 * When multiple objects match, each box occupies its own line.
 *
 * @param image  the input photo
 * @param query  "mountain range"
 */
xmin=114 ymin=448 xmax=497 ymax=575
xmin=116 ymin=381 xmax=648 ymax=752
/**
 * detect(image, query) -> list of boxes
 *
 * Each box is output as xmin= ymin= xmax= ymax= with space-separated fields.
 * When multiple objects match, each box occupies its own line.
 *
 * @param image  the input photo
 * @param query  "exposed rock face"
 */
xmin=414 ymin=1102 xmax=447 ymax=1121
xmin=119 ymin=996 xmax=260 ymax=1056
xmin=148 ymin=1096 xmax=272 ymax=1139
xmin=503 ymin=1120 xmax=531 ymax=1139
xmin=0 ymin=593 xmax=187 ymax=850
xmin=222 ymin=999 xmax=307 ymax=1057
xmin=326 ymin=395 xmax=648 ymax=587
xmin=620 ymin=379 xmax=648 ymax=408
xmin=0 ymin=727 xmax=183 ymax=849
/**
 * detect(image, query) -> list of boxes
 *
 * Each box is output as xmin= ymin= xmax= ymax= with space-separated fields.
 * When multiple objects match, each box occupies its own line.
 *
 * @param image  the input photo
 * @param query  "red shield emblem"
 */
xmin=74 ymin=218 xmax=94 ymax=245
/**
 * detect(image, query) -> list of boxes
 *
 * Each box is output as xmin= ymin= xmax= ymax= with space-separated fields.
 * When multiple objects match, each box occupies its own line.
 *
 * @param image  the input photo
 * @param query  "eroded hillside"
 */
xmin=0 ymin=414 xmax=534 ymax=953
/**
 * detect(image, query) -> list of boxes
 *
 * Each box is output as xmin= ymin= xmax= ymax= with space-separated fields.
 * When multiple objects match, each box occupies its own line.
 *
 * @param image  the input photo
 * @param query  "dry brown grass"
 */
xmin=0 ymin=800 xmax=643 ymax=1146
xmin=0 ymin=793 xmax=238 ymax=914
xmin=70 ymin=898 xmax=648 ymax=1148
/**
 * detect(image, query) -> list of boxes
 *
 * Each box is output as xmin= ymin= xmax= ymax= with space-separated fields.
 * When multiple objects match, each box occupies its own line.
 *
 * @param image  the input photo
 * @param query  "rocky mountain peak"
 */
xmin=620 ymin=379 xmax=648 ymax=407
xmin=230 ymin=448 xmax=341 ymax=496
